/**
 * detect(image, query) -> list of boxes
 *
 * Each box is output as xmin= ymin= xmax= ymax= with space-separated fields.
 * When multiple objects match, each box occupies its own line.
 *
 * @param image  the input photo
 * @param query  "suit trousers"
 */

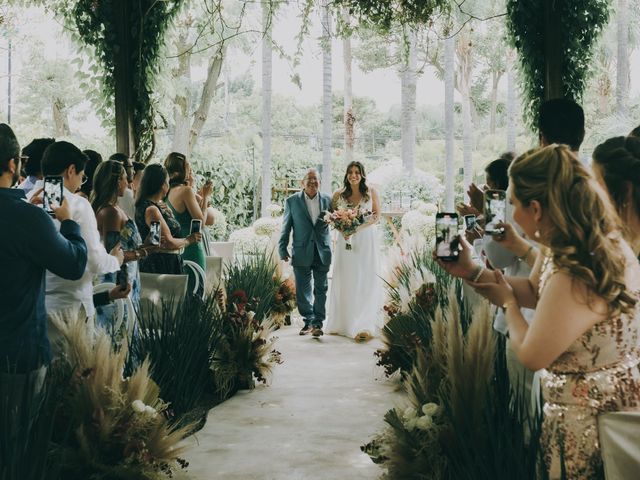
xmin=293 ymin=247 xmax=330 ymax=328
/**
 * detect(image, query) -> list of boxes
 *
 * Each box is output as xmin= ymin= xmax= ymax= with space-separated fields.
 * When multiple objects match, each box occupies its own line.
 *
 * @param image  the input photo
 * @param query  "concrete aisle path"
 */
xmin=179 ymin=324 xmax=403 ymax=480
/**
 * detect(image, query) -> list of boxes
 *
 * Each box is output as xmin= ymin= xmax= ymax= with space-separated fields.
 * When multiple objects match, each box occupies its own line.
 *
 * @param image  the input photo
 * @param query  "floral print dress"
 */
xmin=538 ymin=255 xmax=640 ymax=479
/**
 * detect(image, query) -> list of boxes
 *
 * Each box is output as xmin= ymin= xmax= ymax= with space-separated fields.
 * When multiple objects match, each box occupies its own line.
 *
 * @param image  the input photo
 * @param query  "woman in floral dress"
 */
xmin=438 ymin=145 xmax=640 ymax=478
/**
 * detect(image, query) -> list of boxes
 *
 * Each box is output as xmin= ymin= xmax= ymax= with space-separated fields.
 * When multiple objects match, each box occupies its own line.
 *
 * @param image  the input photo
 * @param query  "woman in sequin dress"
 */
xmin=437 ymin=145 xmax=640 ymax=478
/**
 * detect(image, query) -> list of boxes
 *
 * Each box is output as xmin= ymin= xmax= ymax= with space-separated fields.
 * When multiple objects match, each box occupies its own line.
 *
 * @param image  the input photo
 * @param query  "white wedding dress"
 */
xmin=325 ymin=196 xmax=384 ymax=340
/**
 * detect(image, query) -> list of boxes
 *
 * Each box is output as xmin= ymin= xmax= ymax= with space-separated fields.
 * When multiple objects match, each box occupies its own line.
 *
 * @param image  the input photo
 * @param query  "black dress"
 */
xmin=135 ymin=199 xmax=183 ymax=274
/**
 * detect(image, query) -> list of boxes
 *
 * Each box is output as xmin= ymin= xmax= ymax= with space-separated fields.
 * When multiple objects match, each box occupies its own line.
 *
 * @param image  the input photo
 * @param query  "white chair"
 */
xmin=209 ymin=241 xmax=234 ymax=270
xmin=138 ymin=273 xmax=189 ymax=317
xmin=183 ymin=260 xmax=207 ymax=299
xmin=93 ymin=282 xmax=135 ymax=338
xmin=598 ymin=411 xmax=640 ymax=479
xmin=204 ymin=256 xmax=223 ymax=292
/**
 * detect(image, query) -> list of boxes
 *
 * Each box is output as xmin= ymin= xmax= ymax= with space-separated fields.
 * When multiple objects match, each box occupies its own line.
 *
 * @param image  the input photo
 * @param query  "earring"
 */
xmin=534 ymin=230 xmax=541 ymax=239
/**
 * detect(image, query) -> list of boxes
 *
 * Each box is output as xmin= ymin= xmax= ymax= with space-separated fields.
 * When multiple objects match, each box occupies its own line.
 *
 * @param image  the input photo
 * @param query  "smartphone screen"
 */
xmin=190 ymin=219 xmax=202 ymax=234
xmin=435 ymin=213 xmax=460 ymax=261
xmin=464 ymin=214 xmax=477 ymax=231
xmin=484 ymin=190 xmax=507 ymax=235
xmin=149 ymin=221 xmax=161 ymax=246
xmin=43 ymin=175 xmax=64 ymax=215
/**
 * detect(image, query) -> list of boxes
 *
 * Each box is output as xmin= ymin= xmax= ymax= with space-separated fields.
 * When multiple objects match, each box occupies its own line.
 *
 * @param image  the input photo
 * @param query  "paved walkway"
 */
xmin=179 ymin=323 xmax=402 ymax=480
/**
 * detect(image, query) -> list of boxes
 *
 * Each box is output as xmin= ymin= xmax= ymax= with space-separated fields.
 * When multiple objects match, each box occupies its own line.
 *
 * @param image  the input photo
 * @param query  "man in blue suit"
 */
xmin=278 ymin=168 xmax=332 ymax=337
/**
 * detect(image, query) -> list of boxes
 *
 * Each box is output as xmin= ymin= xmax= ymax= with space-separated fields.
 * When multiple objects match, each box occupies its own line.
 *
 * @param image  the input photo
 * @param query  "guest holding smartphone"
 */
xmin=134 ymin=164 xmax=201 ymax=275
xmin=164 ymin=152 xmax=210 ymax=281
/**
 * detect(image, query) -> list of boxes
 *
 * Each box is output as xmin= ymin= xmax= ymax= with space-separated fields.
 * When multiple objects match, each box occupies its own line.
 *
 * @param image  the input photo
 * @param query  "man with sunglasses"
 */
xmin=28 ymin=141 xmax=123 ymax=320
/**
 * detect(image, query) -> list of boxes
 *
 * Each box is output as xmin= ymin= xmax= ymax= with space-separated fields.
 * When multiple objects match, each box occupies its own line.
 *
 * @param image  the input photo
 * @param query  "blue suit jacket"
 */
xmin=278 ymin=191 xmax=332 ymax=267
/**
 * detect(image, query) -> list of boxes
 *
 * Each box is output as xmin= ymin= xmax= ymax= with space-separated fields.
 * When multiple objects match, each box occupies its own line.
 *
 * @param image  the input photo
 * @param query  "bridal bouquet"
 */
xmin=323 ymin=206 xmax=371 ymax=250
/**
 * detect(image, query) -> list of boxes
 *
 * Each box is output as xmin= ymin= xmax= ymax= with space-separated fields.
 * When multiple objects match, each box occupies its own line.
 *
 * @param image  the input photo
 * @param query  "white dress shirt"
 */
xmin=29 ymin=182 xmax=121 ymax=317
xmin=303 ymin=191 xmax=320 ymax=225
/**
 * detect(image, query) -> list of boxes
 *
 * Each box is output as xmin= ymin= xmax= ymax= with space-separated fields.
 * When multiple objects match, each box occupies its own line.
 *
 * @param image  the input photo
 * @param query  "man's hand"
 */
xmin=110 ymin=242 xmax=124 ymax=266
xmin=109 ymin=283 xmax=131 ymax=301
xmin=53 ymin=197 xmax=72 ymax=222
xmin=29 ymin=188 xmax=44 ymax=206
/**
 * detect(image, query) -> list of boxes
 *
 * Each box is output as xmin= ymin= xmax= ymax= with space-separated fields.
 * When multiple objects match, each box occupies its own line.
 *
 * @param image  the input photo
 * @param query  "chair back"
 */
xmin=139 ymin=273 xmax=189 ymax=316
xmin=183 ymin=260 xmax=207 ymax=300
xmin=598 ymin=411 xmax=640 ymax=479
xmin=205 ymin=256 xmax=223 ymax=293
xmin=209 ymin=241 xmax=234 ymax=270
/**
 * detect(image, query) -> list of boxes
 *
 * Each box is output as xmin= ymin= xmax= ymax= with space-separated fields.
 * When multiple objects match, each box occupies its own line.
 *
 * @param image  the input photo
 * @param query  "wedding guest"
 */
xmin=164 ymin=152 xmax=210 ymax=274
xmin=38 ymin=141 xmax=123 ymax=318
xmin=134 ymin=163 xmax=201 ymax=274
xmin=109 ymin=153 xmax=136 ymax=219
xmin=78 ymin=149 xmax=103 ymax=199
xmin=17 ymin=137 xmax=55 ymax=195
xmin=438 ymin=145 xmax=640 ymax=479
xmin=0 ymin=124 xmax=87 ymax=373
xmin=592 ymin=136 xmax=640 ymax=257
xmin=91 ymin=160 xmax=148 ymax=328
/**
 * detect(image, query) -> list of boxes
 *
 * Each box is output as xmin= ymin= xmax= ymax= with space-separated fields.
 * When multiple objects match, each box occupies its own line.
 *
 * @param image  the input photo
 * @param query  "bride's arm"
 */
xmin=358 ymin=188 xmax=380 ymax=231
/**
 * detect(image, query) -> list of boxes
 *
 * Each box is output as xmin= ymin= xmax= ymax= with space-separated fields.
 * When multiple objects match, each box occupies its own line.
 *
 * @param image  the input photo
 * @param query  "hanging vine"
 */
xmin=72 ymin=0 xmax=185 ymax=160
xmin=506 ymin=0 xmax=611 ymax=130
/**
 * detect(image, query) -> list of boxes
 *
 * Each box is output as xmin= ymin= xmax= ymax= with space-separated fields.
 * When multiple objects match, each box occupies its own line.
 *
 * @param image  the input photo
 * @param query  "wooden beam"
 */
xmin=113 ymin=0 xmax=136 ymax=157
xmin=543 ymin=0 xmax=564 ymax=100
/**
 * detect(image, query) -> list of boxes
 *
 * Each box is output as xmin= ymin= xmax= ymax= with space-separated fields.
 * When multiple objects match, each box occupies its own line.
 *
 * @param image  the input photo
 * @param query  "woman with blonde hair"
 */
xmin=437 ymin=145 xmax=640 ymax=478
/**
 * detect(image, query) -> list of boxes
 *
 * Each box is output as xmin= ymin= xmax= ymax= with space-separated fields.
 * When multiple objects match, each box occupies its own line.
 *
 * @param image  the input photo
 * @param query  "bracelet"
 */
xmin=517 ymin=245 xmax=533 ymax=262
xmin=468 ymin=265 xmax=484 ymax=282
xmin=502 ymin=300 xmax=518 ymax=311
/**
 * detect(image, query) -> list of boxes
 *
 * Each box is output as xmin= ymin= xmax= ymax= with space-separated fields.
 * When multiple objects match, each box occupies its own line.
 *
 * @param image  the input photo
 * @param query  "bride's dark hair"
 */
xmin=341 ymin=161 xmax=369 ymax=201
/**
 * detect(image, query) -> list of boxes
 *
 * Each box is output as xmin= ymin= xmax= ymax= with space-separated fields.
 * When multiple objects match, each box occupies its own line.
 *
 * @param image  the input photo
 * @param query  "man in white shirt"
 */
xmin=36 ymin=141 xmax=123 ymax=318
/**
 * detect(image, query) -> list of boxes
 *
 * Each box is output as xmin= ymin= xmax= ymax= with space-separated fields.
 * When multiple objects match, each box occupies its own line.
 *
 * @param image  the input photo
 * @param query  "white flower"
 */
xmin=132 ymin=400 xmax=146 ymax=413
xmin=403 ymin=406 xmax=418 ymax=420
xmin=416 ymin=415 xmax=434 ymax=431
xmin=144 ymin=405 xmax=158 ymax=417
xmin=210 ymin=208 xmax=227 ymax=226
xmin=266 ymin=204 xmax=283 ymax=217
xmin=229 ymin=227 xmax=271 ymax=252
xmin=422 ymin=402 xmax=440 ymax=417
xmin=253 ymin=217 xmax=281 ymax=237
xmin=247 ymin=311 xmax=256 ymax=321
xmin=405 ymin=417 xmax=419 ymax=430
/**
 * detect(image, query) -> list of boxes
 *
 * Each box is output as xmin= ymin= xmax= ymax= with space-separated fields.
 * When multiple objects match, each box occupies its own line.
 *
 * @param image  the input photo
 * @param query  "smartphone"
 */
xmin=43 ymin=175 xmax=64 ymax=216
xmin=484 ymin=189 xmax=507 ymax=235
xmin=464 ymin=214 xmax=477 ymax=231
xmin=190 ymin=218 xmax=202 ymax=235
xmin=149 ymin=221 xmax=161 ymax=246
xmin=116 ymin=263 xmax=128 ymax=289
xmin=435 ymin=212 xmax=460 ymax=261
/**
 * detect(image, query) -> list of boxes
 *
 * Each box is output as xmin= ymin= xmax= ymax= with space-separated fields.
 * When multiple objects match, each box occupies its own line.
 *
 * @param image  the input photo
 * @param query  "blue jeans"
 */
xmin=293 ymin=248 xmax=330 ymax=329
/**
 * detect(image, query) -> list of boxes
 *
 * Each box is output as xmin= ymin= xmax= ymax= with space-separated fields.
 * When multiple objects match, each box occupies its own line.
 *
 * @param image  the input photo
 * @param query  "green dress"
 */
xmin=165 ymin=196 xmax=206 ymax=271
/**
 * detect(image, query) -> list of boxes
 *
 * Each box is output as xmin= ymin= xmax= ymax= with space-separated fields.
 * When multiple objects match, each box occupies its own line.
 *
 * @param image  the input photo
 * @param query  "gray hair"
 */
xmin=302 ymin=168 xmax=321 ymax=182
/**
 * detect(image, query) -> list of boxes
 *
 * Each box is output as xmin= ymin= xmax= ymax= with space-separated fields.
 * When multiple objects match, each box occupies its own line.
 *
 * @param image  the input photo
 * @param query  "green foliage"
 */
xmin=224 ymin=249 xmax=278 ymax=324
xmin=506 ymin=0 xmax=611 ymax=130
xmin=128 ymin=294 xmax=225 ymax=426
xmin=336 ymin=0 xmax=451 ymax=31
xmin=71 ymin=0 xmax=185 ymax=160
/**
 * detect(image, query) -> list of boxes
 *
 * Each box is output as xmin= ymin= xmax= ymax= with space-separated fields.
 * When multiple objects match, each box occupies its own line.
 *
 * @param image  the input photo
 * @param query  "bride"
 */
xmin=326 ymin=161 xmax=384 ymax=342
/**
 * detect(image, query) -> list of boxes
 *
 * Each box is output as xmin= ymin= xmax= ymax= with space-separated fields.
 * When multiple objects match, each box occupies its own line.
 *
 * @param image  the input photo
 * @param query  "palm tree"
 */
xmin=342 ymin=8 xmax=355 ymax=165
xmin=444 ymin=35 xmax=455 ymax=211
xmin=616 ymin=0 xmax=630 ymax=116
xmin=260 ymin=0 xmax=273 ymax=217
xmin=400 ymin=28 xmax=417 ymax=173
xmin=321 ymin=0 xmax=333 ymax=194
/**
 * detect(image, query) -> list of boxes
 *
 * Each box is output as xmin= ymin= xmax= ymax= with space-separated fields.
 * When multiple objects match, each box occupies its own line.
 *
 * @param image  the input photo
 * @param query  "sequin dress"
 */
xmin=538 ymin=256 xmax=640 ymax=479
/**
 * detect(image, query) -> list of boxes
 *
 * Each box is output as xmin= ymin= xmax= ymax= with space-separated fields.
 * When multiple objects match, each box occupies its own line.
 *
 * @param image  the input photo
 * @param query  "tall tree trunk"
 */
xmin=172 ymin=32 xmax=191 ymax=154
xmin=188 ymin=46 xmax=224 ymax=156
xmin=616 ymin=0 xmax=630 ymax=116
xmin=456 ymin=27 xmax=473 ymax=191
xmin=223 ymin=63 xmax=230 ymax=131
xmin=506 ymin=50 xmax=517 ymax=152
xmin=261 ymin=1 xmax=273 ymax=217
xmin=321 ymin=1 xmax=332 ymax=194
xmin=489 ymin=71 xmax=501 ymax=135
xmin=401 ymin=29 xmax=417 ymax=173
xmin=444 ymin=36 xmax=455 ymax=211
xmin=342 ymin=8 xmax=354 ymax=165
xmin=52 ymin=99 xmax=71 ymax=137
